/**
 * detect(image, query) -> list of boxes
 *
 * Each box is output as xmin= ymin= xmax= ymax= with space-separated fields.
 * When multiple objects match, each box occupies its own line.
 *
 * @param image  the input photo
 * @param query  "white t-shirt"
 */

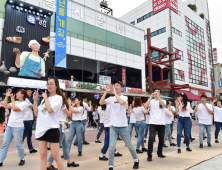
xmin=214 ymin=106 xmax=222 ymax=123
xmin=129 ymin=110 xmax=136 ymax=123
xmin=103 ymin=105 xmax=111 ymax=127
xmin=105 ymin=95 xmax=128 ymax=127
xmin=72 ymin=107 xmax=84 ymax=121
xmin=82 ymin=101 xmax=91 ymax=120
xmin=177 ymin=102 xmax=191 ymax=117
xmin=133 ymin=106 xmax=146 ymax=121
xmin=35 ymin=95 xmax=62 ymax=138
xmin=165 ymin=108 xmax=173 ymax=125
xmin=149 ymin=99 xmax=166 ymax=125
xmin=145 ymin=114 xmax=150 ymax=124
xmin=198 ymin=103 xmax=213 ymax=125
xmin=171 ymin=106 xmax=175 ymax=122
xmin=97 ymin=106 xmax=104 ymax=123
xmin=8 ymin=101 xmax=29 ymax=127
xmin=23 ymin=98 xmax=33 ymax=121
xmin=58 ymin=105 xmax=67 ymax=122
xmin=93 ymin=111 xmax=99 ymax=120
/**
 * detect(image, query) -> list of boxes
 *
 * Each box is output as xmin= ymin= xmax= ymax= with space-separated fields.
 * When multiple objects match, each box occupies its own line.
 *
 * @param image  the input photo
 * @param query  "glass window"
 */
xmin=83 ymin=58 xmax=98 ymax=83
xmin=126 ymin=67 xmax=142 ymax=88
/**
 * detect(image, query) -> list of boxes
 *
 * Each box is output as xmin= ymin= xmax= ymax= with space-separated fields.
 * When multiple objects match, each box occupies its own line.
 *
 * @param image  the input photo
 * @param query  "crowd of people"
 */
xmin=0 ymin=78 xmax=221 ymax=170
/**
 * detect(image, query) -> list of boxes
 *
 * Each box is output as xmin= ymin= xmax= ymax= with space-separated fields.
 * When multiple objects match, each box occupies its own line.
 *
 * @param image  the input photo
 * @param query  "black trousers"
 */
xmin=147 ymin=124 xmax=165 ymax=157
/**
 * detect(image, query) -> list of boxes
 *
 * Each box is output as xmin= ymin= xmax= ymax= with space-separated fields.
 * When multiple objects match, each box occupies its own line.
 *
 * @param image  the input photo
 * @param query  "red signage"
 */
xmin=152 ymin=0 xmax=178 ymax=15
xmin=122 ymin=69 xmax=126 ymax=85
xmin=198 ymin=91 xmax=206 ymax=96
xmin=213 ymin=48 xmax=218 ymax=64
xmin=130 ymin=88 xmax=143 ymax=94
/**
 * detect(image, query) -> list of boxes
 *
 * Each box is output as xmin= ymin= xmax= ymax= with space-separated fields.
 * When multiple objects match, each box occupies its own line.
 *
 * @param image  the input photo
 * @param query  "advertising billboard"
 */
xmin=213 ymin=48 xmax=218 ymax=64
xmin=152 ymin=0 xmax=178 ymax=15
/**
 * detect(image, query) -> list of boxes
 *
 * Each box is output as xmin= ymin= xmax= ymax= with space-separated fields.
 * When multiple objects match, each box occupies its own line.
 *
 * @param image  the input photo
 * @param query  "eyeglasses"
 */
xmin=47 ymin=84 xmax=55 ymax=86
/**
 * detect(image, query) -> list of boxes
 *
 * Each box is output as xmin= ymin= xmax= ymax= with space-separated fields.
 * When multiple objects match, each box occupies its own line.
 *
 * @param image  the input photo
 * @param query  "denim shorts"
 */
xmin=36 ymin=128 xmax=60 ymax=143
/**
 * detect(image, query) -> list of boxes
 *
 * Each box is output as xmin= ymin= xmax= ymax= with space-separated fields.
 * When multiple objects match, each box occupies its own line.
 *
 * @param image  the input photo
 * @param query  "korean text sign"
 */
xmin=152 ymin=0 xmax=178 ymax=15
xmin=55 ymin=0 xmax=67 ymax=68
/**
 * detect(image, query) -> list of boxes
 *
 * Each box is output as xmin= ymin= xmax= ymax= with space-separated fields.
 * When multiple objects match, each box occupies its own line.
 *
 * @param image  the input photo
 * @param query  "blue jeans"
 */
xmin=67 ymin=122 xmax=84 ymax=152
xmin=0 ymin=126 xmax=25 ymax=161
xmin=177 ymin=117 xmax=192 ymax=148
xmin=48 ymin=125 xmax=70 ymax=163
xmin=144 ymin=124 xmax=149 ymax=139
xmin=135 ymin=121 xmax=145 ymax=149
xmin=199 ymin=124 xmax=211 ymax=144
xmin=96 ymin=123 xmax=104 ymax=139
xmin=164 ymin=124 xmax=172 ymax=144
xmin=215 ymin=122 xmax=222 ymax=140
xmin=23 ymin=120 xmax=34 ymax=151
xmin=74 ymin=119 xmax=86 ymax=144
xmin=101 ymin=127 xmax=110 ymax=154
xmin=129 ymin=123 xmax=138 ymax=139
xmin=109 ymin=126 xmax=138 ymax=167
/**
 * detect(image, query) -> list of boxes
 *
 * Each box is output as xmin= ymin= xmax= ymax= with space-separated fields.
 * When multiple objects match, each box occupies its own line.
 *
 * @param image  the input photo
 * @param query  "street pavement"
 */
xmin=0 ymin=122 xmax=222 ymax=170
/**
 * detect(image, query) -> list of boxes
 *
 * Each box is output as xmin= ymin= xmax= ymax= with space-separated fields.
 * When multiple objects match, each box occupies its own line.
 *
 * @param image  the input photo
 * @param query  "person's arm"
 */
xmin=40 ymin=59 xmax=46 ymax=77
xmin=41 ymin=90 xmax=54 ymax=113
xmin=100 ymin=84 xmax=112 ymax=105
xmin=112 ymin=86 xmax=126 ymax=105
xmin=171 ymin=107 xmax=176 ymax=114
xmin=157 ymin=95 xmax=166 ymax=108
xmin=33 ymin=90 xmax=39 ymax=116
xmin=212 ymin=98 xmax=217 ymax=106
xmin=128 ymin=104 xmax=132 ymax=115
xmin=194 ymin=101 xmax=200 ymax=113
xmin=11 ymin=94 xmax=22 ymax=111
xmin=144 ymin=93 xmax=154 ymax=108
xmin=203 ymin=103 xmax=213 ymax=114
xmin=175 ymin=99 xmax=179 ymax=113
xmin=29 ymin=105 xmax=34 ymax=109
xmin=3 ymin=90 xmax=12 ymax=109
xmin=142 ymin=103 xmax=149 ymax=115
xmin=84 ymin=101 xmax=92 ymax=111
xmin=13 ymin=48 xmax=21 ymax=66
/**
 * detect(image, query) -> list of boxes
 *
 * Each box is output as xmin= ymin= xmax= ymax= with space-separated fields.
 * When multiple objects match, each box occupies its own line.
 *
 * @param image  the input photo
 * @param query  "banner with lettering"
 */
xmin=55 ymin=0 xmax=67 ymax=68
xmin=152 ymin=0 xmax=178 ymax=15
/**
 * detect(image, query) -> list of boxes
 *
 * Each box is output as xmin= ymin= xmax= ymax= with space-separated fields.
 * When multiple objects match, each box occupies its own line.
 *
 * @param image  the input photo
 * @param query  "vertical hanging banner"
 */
xmin=213 ymin=48 xmax=218 ymax=64
xmin=55 ymin=0 xmax=68 ymax=68
xmin=122 ymin=68 xmax=126 ymax=85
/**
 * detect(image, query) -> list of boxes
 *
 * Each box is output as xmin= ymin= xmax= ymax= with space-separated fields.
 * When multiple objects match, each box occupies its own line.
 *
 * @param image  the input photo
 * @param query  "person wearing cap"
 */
xmin=144 ymin=89 xmax=166 ymax=162
xmin=194 ymin=94 xmax=213 ymax=148
xmin=100 ymin=80 xmax=139 ymax=170
xmin=13 ymin=40 xmax=45 ymax=78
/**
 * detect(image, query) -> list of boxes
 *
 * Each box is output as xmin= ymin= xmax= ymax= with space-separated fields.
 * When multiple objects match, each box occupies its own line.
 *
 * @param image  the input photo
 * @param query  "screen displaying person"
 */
xmin=13 ymin=40 xmax=45 ymax=78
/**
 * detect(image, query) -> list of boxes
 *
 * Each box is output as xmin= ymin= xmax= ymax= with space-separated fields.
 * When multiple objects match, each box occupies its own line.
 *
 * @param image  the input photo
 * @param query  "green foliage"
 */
xmin=187 ymin=4 xmax=197 ymax=12
xmin=199 ymin=13 xmax=205 ymax=19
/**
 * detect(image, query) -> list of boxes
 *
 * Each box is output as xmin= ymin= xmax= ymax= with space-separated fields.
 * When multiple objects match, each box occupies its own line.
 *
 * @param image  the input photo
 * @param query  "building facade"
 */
xmin=120 ymin=0 xmax=214 ymax=100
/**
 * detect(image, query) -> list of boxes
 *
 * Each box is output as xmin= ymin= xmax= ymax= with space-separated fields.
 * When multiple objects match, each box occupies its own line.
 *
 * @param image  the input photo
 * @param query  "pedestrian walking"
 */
xmin=212 ymin=99 xmax=222 ymax=143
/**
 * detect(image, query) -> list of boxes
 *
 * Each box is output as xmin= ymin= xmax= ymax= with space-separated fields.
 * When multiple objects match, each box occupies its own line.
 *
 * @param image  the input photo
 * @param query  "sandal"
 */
xmin=6 ymin=36 xmax=22 ymax=43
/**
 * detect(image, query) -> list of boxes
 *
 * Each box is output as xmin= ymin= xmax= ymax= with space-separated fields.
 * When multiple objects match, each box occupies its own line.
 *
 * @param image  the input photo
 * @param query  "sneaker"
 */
xmin=78 ymin=152 xmax=82 ymax=156
xmin=47 ymin=165 xmax=58 ymax=170
xmin=215 ymin=140 xmax=219 ymax=143
xmin=190 ymin=138 xmax=195 ymax=142
xmin=172 ymin=136 xmax=175 ymax=139
xmin=30 ymin=149 xmax=38 ymax=153
xmin=99 ymin=156 xmax=108 ymax=161
xmin=181 ymin=135 xmax=184 ymax=138
xmin=170 ymin=143 xmax=177 ymax=146
xmin=200 ymin=144 xmax=203 ymax=148
xmin=19 ymin=160 xmax=25 ymax=166
xmin=114 ymin=152 xmax=122 ymax=157
xmin=158 ymin=154 xmax=166 ymax=158
xmin=144 ymin=139 xmax=146 ymax=143
xmin=136 ymin=149 xmax=143 ymax=154
xmin=133 ymin=161 xmax=139 ymax=169
xmin=73 ymin=143 xmax=77 ymax=146
xmin=186 ymin=147 xmax=192 ymax=152
xmin=67 ymin=161 xmax=79 ymax=167
xmin=204 ymin=136 xmax=207 ymax=139
xmin=142 ymin=148 xmax=148 ymax=152
xmin=208 ymin=143 xmax=212 ymax=147
xmin=83 ymin=141 xmax=89 ymax=145
xmin=109 ymin=168 xmax=113 ymax=170
xmin=147 ymin=157 xmax=152 ymax=162
xmin=178 ymin=149 xmax=181 ymax=154
xmin=61 ymin=155 xmax=64 ymax=158
xmin=163 ymin=144 xmax=168 ymax=148
xmin=95 ymin=140 xmax=102 ymax=143
xmin=0 ymin=162 xmax=3 ymax=167
xmin=183 ymin=141 xmax=186 ymax=144
xmin=47 ymin=147 xmax=51 ymax=150
xmin=117 ymin=137 xmax=122 ymax=140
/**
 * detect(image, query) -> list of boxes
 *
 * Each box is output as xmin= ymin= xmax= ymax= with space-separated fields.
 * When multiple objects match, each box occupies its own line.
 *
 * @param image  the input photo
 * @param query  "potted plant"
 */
xmin=0 ymin=101 xmax=6 ymax=133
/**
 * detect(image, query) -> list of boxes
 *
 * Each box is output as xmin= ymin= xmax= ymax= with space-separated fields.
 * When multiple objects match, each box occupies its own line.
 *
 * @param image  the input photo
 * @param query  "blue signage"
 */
xmin=27 ymin=15 xmax=36 ymax=25
xmin=71 ymin=92 xmax=74 ymax=98
xmin=94 ymin=94 xmax=99 ymax=99
xmin=122 ymin=87 xmax=126 ymax=92
xmin=55 ymin=0 xmax=67 ymax=68
xmin=219 ymin=81 xmax=222 ymax=87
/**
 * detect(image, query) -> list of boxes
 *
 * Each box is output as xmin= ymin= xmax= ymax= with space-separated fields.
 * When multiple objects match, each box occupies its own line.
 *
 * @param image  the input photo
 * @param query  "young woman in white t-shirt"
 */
xmin=212 ymin=99 xmax=222 ymax=143
xmin=133 ymin=98 xmax=149 ymax=153
xmin=0 ymin=89 xmax=29 ymax=167
xmin=175 ymin=92 xmax=192 ymax=154
xmin=128 ymin=101 xmax=138 ymax=139
xmin=33 ymin=77 xmax=65 ymax=170
xmin=47 ymin=90 xmax=79 ymax=169
xmin=66 ymin=97 xmax=84 ymax=157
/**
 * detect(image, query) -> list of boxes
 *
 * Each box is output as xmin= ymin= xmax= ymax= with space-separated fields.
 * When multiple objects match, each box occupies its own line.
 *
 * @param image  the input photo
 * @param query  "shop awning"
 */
xmin=175 ymin=90 xmax=200 ymax=101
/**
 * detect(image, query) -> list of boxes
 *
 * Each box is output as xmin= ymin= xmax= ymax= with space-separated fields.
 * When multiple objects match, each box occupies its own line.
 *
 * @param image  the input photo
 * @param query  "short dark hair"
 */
xmin=154 ymin=88 xmax=161 ymax=93
xmin=25 ymin=87 xmax=31 ymax=91
xmin=81 ymin=94 xmax=87 ymax=99
xmin=17 ymin=89 xmax=27 ymax=100
xmin=200 ymin=94 xmax=208 ymax=99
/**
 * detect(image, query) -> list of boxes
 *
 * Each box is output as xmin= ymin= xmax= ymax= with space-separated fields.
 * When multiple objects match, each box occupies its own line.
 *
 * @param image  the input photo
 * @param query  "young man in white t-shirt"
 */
xmin=144 ymin=89 xmax=166 ymax=162
xmin=194 ymin=94 xmax=213 ymax=148
xmin=100 ymin=80 xmax=139 ymax=170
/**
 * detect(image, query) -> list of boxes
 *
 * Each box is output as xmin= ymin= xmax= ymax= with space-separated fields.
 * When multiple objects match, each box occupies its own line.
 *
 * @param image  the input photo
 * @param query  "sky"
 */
xmin=106 ymin=0 xmax=222 ymax=63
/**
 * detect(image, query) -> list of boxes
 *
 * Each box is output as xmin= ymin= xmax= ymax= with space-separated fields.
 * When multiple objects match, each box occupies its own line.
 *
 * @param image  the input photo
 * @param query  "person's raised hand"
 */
xmin=6 ymin=89 xmax=12 ymax=97
xmin=33 ymin=89 xmax=39 ymax=101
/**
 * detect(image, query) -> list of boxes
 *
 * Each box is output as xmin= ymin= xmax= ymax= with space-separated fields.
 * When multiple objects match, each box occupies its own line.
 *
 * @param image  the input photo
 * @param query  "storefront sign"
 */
xmin=36 ymin=17 xmax=47 ymax=28
xmin=213 ymin=48 xmax=218 ymax=64
xmin=76 ymin=82 xmax=97 ymax=89
xmin=131 ymin=88 xmax=143 ymax=94
xmin=27 ymin=15 xmax=36 ymax=24
xmin=73 ymin=7 xmax=83 ymax=18
xmin=71 ymin=92 xmax=76 ymax=98
xmin=152 ymin=0 xmax=178 ymax=15
xmin=122 ymin=69 xmax=126 ymax=85
xmin=55 ymin=0 xmax=68 ymax=68
xmin=99 ymin=75 xmax=111 ymax=85
xmin=94 ymin=94 xmax=99 ymax=99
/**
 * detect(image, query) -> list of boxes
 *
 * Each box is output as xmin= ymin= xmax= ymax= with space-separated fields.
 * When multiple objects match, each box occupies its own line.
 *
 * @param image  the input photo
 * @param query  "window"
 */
xmin=130 ymin=21 xmax=135 ymax=25
xmin=174 ymin=69 xmax=185 ymax=81
xmin=145 ymin=27 xmax=166 ymax=40
xmin=145 ymin=47 xmax=167 ymax=61
xmin=173 ymin=47 xmax=183 ymax=60
xmin=178 ymin=11 xmax=181 ymax=16
xmin=172 ymin=27 xmax=182 ymax=37
xmin=137 ymin=11 xmax=153 ymax=23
